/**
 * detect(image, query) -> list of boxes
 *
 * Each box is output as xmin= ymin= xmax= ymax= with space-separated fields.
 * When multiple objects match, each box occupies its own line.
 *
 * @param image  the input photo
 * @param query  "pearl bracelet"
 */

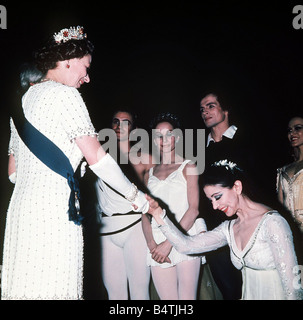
xmin=125 ymin=183 xmax=138 ymax=203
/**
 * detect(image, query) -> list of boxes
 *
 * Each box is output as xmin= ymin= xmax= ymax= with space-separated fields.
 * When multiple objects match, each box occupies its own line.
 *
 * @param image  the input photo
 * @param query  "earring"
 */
xmin=67 ymin=64 xmax=70 ymax=69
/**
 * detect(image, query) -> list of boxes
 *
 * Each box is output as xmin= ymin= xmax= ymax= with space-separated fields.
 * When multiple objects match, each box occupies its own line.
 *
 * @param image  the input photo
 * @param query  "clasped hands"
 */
xmin=133 ymin=194 xmax=172 ymax=264
xmin=145 ymin=195 xmax=172 ymax=264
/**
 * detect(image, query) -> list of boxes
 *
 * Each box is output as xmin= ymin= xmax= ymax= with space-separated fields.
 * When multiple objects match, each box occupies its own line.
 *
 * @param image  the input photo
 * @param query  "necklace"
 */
xmin=40 ymin=78 xmax=53 ymax=83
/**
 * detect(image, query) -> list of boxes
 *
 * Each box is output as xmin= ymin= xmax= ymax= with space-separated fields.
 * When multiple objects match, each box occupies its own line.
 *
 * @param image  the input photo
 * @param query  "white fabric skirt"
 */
xmin=241 ymin=267 xmax=285 ymax=300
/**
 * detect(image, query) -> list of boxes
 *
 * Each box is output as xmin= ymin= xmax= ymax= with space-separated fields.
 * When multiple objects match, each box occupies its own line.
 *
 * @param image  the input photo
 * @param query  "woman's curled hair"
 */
xmin=34 ymin=38 xmax=94 ymax=74
xmin=201 ymin=162 xmax=260 ymax=203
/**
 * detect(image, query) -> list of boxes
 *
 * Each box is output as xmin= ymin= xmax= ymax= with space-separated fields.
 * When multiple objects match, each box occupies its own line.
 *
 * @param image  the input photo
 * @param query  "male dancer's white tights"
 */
xmin=100 ymin=221 xmax=150 ymax=300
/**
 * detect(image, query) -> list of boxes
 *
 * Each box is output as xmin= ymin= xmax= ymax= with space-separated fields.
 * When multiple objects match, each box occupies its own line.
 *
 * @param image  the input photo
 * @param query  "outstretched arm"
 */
xmin=146 ymin=195 xmax=228 ymax=255
xmin=76 ymin=135 xmax=149 ymax=213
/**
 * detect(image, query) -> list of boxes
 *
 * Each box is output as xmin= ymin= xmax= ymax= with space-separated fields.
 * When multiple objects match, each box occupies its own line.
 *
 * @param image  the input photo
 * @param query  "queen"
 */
xmin=3 ymin=26 xmax=148 ymax=300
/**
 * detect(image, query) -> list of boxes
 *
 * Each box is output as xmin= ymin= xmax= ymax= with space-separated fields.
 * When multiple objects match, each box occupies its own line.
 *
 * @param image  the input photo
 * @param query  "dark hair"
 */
xmin=112 ymin=107 xmax=138 ymax=129
xmin=201 ymin=162 xmax=259 ymax=202
xmin=201 ymin=92 xmax=232 ymax=113
xmin=149 ymin=112 xmax=182 ymax=130
xmin=34 ymin=36 xmax=94 ymax=74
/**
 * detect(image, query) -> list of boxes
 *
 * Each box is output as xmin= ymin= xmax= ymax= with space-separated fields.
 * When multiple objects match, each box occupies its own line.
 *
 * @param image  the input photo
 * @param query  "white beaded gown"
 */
xmin=158 ymin=210 xmax=303 ymax=300
xmin=2 ymin=81 xmax=96 ymax=300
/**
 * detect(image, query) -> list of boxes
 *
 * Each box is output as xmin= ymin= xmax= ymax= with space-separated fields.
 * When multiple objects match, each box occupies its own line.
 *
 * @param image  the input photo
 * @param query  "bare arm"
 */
xmin=75 ymin=135 xmax=106 ymax=165
xmin=142 ymin=171 xmax=171 ymax=263
xmin=141 ymin=213 xmax=157 ymax=251
xmin=8 ymin=154 xmax=16 ymax=183
xmin=141 ymin=170 xmax=156 ymax=249
xmin=8 ymin=154 xmax=16 ymax=176
xmin=178 ymin=163 xmax=200 ymax=232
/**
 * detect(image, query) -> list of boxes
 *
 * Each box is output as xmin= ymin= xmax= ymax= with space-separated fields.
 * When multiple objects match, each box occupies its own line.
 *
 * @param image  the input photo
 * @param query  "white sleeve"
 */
xmin=59 ymin=86 xmax=96 ymax=141
xmin=90 ymin=154 xmax=149 ymax=214
xmin=159 ymin=215 xmax=229 ymax=255
xmin=8 ymin=118 xmax=17 ymax=156
xmin=265 ymin=214 xmax=303 ymax=300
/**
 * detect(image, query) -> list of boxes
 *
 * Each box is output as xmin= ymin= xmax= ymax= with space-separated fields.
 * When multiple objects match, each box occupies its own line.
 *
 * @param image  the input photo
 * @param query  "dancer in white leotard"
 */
xmin=142 ymin=112 xmax=206 ymax=300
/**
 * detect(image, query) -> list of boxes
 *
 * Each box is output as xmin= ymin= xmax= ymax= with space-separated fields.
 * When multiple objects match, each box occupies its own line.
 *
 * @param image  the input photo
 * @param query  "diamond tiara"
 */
xmin=212 ymin=159 xmax=243 ymax=172
xmin=53 ymin=26 xmax=87 ymax=44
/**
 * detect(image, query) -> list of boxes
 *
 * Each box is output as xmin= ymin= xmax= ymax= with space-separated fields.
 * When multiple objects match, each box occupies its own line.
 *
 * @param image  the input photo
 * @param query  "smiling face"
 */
xmin=203 ymin=181 xmax=242 ymax=217
xmin=288 ymin=117 xmax=303 ymax=149
xmin=154 ymin=121 xmax=178 ymax=154
xmin=65 ymin=54 xmax=92 ymax=88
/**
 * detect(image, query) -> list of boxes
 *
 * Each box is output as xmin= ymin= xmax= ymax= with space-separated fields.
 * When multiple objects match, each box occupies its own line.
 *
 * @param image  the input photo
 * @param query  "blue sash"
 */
xmin=13 ymin=116 xmax=83 ymax=225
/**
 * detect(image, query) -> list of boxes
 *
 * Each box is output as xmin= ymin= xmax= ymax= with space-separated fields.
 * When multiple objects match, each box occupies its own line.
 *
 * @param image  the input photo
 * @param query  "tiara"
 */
xmin=53 ymin=26 xmax=87 ymax=44
xmin=212 ymin=159 xmax=242 ymax=171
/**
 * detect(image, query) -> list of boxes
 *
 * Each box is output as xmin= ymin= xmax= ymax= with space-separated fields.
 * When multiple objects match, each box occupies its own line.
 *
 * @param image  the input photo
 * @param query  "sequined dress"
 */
xmin=2 ymin=81 xmax=96 ymax=300
xmin=277 ymin=166 xmax=303 ymax=232
xmin=158 ymin=210 xmax=302 ymax=300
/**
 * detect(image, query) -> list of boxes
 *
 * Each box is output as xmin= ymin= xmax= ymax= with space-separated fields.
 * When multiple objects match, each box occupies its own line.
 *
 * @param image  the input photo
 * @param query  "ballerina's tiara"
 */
xmin=53 ymin=26 xmax=87 ymax=44
xmin=212 ymin=159 xmax=242 ymax=172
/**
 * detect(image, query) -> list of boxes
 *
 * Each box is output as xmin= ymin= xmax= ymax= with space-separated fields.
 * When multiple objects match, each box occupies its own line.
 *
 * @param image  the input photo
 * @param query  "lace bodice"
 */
xmin=159 ymin=211 xmax=302 ymax=300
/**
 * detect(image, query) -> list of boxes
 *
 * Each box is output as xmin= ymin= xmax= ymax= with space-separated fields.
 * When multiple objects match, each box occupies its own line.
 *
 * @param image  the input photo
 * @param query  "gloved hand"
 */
xmin=89 ymin=153 xmax=149 ymax=213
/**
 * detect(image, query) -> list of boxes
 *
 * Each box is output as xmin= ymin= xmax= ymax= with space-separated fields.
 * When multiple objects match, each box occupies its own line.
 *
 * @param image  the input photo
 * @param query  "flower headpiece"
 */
xmin=212 ymin=159 xmax=242 ymax=172
xmin=53 ymin=26 xmax=87 ymax=44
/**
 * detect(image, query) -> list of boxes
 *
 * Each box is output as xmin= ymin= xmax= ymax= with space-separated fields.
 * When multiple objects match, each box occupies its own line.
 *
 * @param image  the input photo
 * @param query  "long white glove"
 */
xmin=89 ymin=153 xmax=149 ymax=213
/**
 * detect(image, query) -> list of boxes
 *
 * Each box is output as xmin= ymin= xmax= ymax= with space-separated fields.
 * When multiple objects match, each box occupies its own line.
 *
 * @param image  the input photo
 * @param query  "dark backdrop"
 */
xmin=0 ymin=0 xmax=302 ymax=292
